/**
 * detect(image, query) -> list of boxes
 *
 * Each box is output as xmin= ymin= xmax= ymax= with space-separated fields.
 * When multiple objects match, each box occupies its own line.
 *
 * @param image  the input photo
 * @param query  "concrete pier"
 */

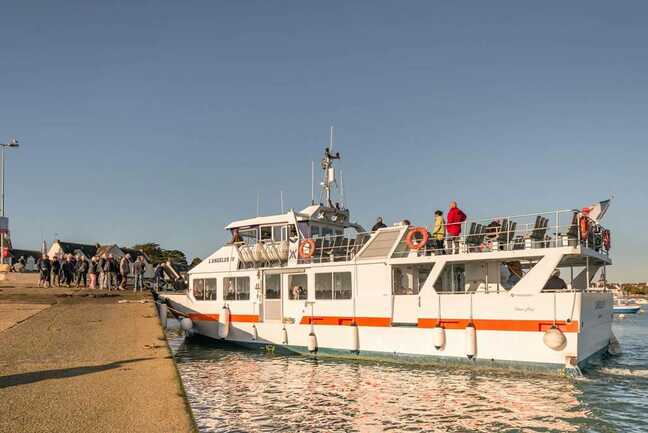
xmin=0 ymin=275 xmax=196 ymax=433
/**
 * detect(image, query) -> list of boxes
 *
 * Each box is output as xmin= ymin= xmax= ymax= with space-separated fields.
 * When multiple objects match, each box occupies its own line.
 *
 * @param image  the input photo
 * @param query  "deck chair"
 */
xmin=465 ymin=223 xmax=485 ymax=251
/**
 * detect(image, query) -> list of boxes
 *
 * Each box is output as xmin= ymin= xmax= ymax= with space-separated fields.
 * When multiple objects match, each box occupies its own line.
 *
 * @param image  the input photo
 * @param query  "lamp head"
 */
xmin=8 ymin=138 xmax=19 ymax=147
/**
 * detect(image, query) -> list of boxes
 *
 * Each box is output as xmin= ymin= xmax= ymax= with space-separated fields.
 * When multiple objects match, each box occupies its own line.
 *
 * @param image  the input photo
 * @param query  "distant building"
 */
xmin=96 ymin=244 xmax=154 ymax=278
xmin=47 ymin=240 xmax=98 ymax=260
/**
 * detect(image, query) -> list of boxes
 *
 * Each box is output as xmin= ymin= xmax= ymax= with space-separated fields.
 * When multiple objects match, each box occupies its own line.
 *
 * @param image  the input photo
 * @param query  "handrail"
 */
xmin=231 ymin=208 xmax=610 ymax=267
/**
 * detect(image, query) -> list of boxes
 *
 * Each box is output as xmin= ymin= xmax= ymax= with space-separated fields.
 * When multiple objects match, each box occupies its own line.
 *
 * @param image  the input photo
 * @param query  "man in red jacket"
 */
xmin=447 ymin=201 xmax=467 ymax=254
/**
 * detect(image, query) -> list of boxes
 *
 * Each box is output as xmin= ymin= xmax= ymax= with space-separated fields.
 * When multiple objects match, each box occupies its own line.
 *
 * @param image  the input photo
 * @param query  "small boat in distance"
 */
xmin=160 ymin=140 xmax=615 ymax=375
xmin=613 ymin=304 xmax=640 ymax=314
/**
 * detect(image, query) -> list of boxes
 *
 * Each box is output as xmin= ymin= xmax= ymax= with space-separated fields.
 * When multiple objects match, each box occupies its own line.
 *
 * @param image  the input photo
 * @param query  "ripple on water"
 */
xmin=167 ymin=313 xmax=648 ymax=433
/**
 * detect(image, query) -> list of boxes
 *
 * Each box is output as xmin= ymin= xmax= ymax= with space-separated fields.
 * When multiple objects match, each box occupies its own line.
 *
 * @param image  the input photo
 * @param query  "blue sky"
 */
xmin=1 ymin=1 xmax=646 ymax=280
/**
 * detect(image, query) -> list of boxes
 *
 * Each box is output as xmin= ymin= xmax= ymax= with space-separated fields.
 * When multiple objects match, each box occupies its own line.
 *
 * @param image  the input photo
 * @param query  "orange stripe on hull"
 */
xmin=300 ymin=316 xmax=392 ymax=327
xmin=188 ymin=313 xmax=259 ymax=323
xmin=417 ymin=318 xmax=579 ymax=333
xmin=189 ymin=313 xmax=578 ymax=333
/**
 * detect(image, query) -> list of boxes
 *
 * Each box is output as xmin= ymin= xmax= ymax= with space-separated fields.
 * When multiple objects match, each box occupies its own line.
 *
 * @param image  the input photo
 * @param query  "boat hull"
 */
xmin=163 ymin=291 xmax=613 ymax=375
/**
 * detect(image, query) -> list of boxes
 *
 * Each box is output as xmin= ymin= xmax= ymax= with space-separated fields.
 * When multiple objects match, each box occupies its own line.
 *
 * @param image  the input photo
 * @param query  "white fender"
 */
xmin=282 ymin=327 xmax=288 ymax=344
xmin=307 ymin=332 xmax=318 ymax=353
xmin=218 ymin=306 xmax=231 ymax=338
xmin=543 ymin=326 xmax=567 ymax=351
xmin=158 ymin=303 xmax=168 ymax=329
xmin=350 ymin=323 xmax=359 ymax=353
xmin=465 ymin=323 xmax=476 ymax=359
xmin=252 ymin=324 xmax=258 ymax=340
xmin=180 ymin=317 xmax=193 ymax=331
xmin=433 ymin=325 xmax=446 ymax=351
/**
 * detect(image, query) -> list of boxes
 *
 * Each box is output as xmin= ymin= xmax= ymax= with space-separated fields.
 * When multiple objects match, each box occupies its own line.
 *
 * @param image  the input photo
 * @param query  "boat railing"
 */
xmin=235 ymin=209 xmax=610 ymax=267
xmin=391 ymin=208 xmax=610 ymax=258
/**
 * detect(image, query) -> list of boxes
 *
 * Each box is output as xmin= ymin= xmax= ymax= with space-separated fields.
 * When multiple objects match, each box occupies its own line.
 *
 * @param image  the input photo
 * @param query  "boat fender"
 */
xmin=465 ymin=323 xmax=476 ymax=359
xmin=433 ymin=324 xmax=446 ymax=351
xmin=180 ymin=317 xmax=193 ymax=332
xmin=282 ymin=327 xmax=288 ymax=344
xmin=252 ymin=324 xmax=258 ymax=340
xmin=307 ymin=332 xmax=318 ymax=353
xmin=543 ymin=326 xmax=567 ymax=351
xmin=405 ymin=227 xmax=430 ymax=251
xmin=158 ymin=303 xmax=168 ymax=329
xmin=350 ymin=323 xmax=359 ymax=353
xmin=218 ymin=306 xmax=231 ymax=339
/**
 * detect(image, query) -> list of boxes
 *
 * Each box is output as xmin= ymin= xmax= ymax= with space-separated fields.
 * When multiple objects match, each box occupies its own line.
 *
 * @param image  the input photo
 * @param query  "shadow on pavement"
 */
xmin=0 ymin=357 xmax=153 ymax=389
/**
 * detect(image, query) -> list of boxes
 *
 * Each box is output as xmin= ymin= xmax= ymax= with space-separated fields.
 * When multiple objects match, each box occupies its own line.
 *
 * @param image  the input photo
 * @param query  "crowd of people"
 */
xmin=35 ymin=253 xmax=162 ymax=291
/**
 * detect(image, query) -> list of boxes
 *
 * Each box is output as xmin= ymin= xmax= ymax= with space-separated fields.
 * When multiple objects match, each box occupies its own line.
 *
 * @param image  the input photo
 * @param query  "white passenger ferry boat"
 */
xmin=161 ymin=146 xmax=615 ymax=374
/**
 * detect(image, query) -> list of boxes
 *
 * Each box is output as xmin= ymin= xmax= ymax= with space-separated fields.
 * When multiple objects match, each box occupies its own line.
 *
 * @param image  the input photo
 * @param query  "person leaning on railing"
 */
xmin=432 ymin=210 xmax=445 ymax=254
xmin=446 ymin=201 xmax=467 ymax=254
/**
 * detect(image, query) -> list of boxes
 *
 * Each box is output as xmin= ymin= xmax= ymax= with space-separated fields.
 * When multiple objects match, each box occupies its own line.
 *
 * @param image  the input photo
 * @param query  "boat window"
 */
xmin=240 ymin=229 xmax=257 ymax=245
xmin=434 ymin=264 xmax=466 ymax=293
xmin=265 ymin=274 xmax=281 ymax=299
xmin=315 ymin=272 xmax=352 ymax=300
xmin=204 ymin=278 xmax=217 ymax=300
xmin=260 ymin=226 xmax=273 ymax=241
xmin=392 ymin=264 xmax=433 ymax=295
xmin=322 ymin=227 xmax=333 ymax=237
xmin=334 ymin=272 xmax=352 ymax=299
xmin=288 ymin=274 xmax=308 ymax=300
xmin=272 ymin=226 xmax=286 ymax=242
xmin=311 ymin=226 xmax=321 ymax=238
xmin=288 ymin=225 xmax=298 ymax=240
xmin=224 ymin=276 xmax=250 ymax=300
xmin=193 ymin=278 xmax=205 ymax=299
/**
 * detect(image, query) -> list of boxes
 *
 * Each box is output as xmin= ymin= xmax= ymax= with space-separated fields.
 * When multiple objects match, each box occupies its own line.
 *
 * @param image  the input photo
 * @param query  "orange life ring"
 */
xmin=405 ymin=227 xmax=429 ymax=250
xmin=602 ymin=230 xmax=611 ymax=250
xmin=298 ymin=239 xmax=316 ymax=259
xmin=579 ymin=215 xmax=589 ymax=240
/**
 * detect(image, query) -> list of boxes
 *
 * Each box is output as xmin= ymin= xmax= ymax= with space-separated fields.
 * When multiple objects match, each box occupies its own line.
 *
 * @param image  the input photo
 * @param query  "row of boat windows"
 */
xmin=192 ymin=271 xmax=353 ymax=301
xmin=192 ymin=277 xmax=251 ymax=301
xmin=238 ymin=224 xmax=343 ymax=243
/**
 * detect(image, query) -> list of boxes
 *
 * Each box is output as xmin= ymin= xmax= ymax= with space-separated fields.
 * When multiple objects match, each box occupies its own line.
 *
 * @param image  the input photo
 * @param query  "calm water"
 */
xmin=168 ymin=313 xmax=648 ymax=433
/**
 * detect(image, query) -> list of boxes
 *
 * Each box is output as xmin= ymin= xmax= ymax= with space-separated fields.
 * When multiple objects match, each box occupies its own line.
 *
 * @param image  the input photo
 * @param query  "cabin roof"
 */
xmin=225 ymin=205 xmax=326 ymax=230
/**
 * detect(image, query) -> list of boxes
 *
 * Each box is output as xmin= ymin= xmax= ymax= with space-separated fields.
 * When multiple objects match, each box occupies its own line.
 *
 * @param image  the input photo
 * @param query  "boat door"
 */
xmin=263 ymin=274 xmax=283 ymax=321
xmin=391 ymin=264 xmax=432 ymax=325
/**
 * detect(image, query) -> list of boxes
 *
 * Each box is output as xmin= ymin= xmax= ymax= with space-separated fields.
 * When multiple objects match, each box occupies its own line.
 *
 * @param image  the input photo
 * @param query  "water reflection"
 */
xmin=168 ymin=312 xmax=648 ymax=433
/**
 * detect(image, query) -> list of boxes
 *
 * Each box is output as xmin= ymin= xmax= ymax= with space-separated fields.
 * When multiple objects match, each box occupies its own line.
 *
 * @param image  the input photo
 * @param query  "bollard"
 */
xmin=158 ymin=303 xmax=168 ymax=329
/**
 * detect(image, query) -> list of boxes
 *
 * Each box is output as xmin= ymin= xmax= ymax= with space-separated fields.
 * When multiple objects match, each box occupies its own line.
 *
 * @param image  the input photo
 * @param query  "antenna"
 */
xmin=280 ymin=191 xmax=285 ymax=213
xmin=329 ymin=126 xmax=334 ymax=150
xmin=256 ymin=192 xmax=260 ymax=216
xmin=339 ymin=169 xmax=345 ymax=209
xmin=311 ymin=161 xmax=315 ymax=205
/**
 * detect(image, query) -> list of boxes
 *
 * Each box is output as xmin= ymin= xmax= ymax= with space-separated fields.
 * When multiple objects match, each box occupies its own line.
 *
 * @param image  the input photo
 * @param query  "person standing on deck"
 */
xmin=432 ymin=210 xmax=446 ymax=254
xmin=133 ymin=256 xmax=145 ymax=292
xmin=447 ymin=201 xmax=467 ymax=254
xmin=119 ymin=254 xmax=131 ymax=290
xmin=371 ymin=217 xmax=387 ymax=232
xmin=88 ymin=257 xmax=98 ymax=289
xmin=50 ymin=256 xmax=61 ymax=287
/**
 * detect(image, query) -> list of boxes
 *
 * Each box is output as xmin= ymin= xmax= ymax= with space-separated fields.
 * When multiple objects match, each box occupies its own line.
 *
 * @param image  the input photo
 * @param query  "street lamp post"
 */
xmin=0 ymin=137 xmax=19 ymax=265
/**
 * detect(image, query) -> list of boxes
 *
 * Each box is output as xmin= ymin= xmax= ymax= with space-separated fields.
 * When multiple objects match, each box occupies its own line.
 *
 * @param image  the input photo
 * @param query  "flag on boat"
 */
xmin=584 ymin=199 xmax=611 ymax=222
